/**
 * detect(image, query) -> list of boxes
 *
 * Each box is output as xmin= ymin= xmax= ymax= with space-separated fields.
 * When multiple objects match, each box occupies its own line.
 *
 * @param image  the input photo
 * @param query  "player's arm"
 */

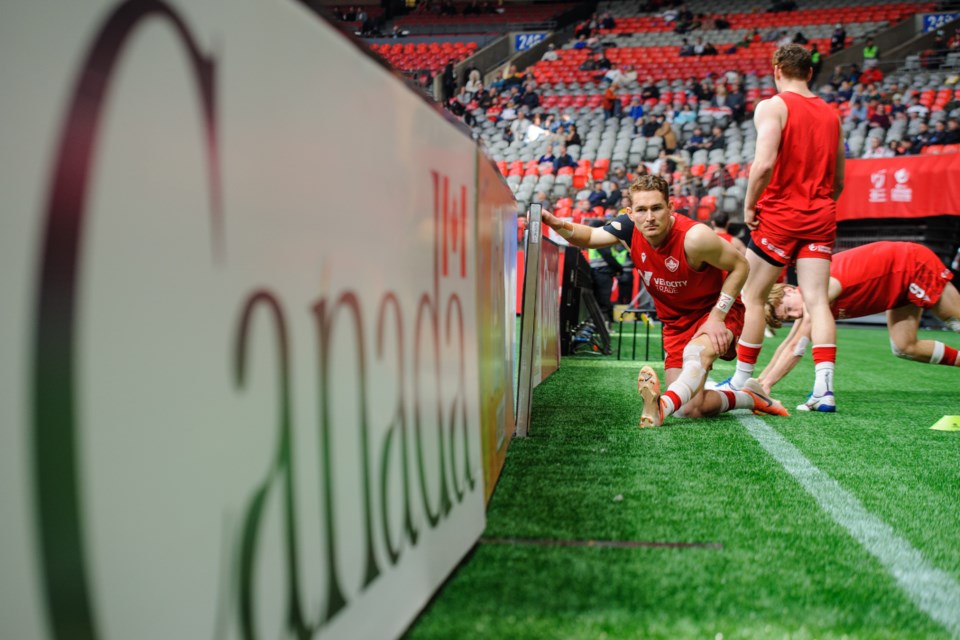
xmin=757 ymin=314 xmax=811 ymax=393
xmin=832 ymin=119 xmax=846 ymax=201
xmin=687 ymin=225 xmax=750 ymax=355
xmin=541 ymin=210 xmax=620 ymax=248
xmin=744 ymin=98 xmax=785 ymax=230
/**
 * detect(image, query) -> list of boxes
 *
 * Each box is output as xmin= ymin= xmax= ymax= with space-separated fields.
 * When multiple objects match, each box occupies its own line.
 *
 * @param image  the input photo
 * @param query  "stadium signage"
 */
xmin=515 ymin=32 xmax=547 ymax=51
xmin=14 ymin=1 xmax=486 ymax=639
xmin=922 ymin=13 xmax=960 ymax=32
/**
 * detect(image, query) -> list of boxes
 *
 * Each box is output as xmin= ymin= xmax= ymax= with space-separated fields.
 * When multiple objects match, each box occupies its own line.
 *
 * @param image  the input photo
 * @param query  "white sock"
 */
xmin=813 ymin=362 xmax=834 ymax=396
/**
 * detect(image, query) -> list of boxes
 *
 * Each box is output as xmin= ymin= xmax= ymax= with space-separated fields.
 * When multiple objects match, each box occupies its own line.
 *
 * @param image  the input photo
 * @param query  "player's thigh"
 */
xmin=795 ymin=257 xmax=833 ymax=306
xmin=932 ymin=282 xmax=960 ymax=320
xmin=886 ymin=304 xmax=921 ymax=351
xmin=743 ymin=249 xmax=785 ymax=301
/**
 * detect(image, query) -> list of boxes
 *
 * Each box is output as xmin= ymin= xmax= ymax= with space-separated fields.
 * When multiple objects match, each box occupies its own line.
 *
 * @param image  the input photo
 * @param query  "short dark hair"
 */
xmin=772 ymin=44 xmax=812 ymax=80
xmin=711 ymin=211 xmax=730 ymax=228
xmin=628 ymin=174 xmax=670 ymax=204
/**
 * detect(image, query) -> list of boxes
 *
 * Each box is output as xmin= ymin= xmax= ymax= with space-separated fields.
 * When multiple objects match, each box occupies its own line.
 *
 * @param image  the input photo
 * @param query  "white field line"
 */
xmin=737 ymin=413 xmax=960 ymax=638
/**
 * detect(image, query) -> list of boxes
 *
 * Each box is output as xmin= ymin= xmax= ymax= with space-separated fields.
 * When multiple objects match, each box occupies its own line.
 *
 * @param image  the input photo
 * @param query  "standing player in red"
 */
xmin=721 ymin=44 xmax=846 ymax=412
xmin=541 ymin=174 xmax=788 ymax=427
xmin=756 ymin=242 xmax=960 ymax=393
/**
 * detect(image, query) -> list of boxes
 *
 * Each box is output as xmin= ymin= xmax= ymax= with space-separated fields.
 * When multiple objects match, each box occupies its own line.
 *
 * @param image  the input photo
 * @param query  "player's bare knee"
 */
xmin=890 ymin=337 xmax=917 ymax=360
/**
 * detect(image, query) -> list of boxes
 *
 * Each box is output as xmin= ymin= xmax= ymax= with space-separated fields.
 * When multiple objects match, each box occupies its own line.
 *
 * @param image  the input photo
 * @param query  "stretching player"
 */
xmin=541 ymin=174 xmax=788 ymax=427
xmin=757 ymin=242 xmax=960 ymax=395
xmin=723 ymin=44 xmax=845 ymax=412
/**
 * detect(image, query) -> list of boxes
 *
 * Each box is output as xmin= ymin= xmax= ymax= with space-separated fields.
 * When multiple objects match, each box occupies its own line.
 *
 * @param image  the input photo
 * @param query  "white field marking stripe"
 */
xmin=737 ymin=414 xmax=960 ymax=637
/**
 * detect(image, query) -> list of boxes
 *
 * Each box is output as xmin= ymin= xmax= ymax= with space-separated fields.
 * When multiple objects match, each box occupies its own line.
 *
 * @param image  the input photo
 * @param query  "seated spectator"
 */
xmin=912 ymin=122 xmax=932 ymax=151
xmin=945 ymin=118 xmax=960 ymax=144
xmin=655 ymin=117 xmax=678 ymax=152
xmin=702 ymin=41 xmax=718 ymax=56
xmin=600 ymin=12 xmax=615 ymax=29
xmin=714 ymin=15 xmax=731 ymax=30
xmin=646 ymin=148 xmax=677 ymax=176
xmin=572 ymin=34 xmax=588 ymax=50
xmin=929 ymin=120 xmax=949 ymax=146
xmin=830 ymin=24 xmax=847 ymax=53
xmin=859 ymin=62 xmax=883 ymax=85
xmin=639 ymin=115 xmax=659 ymax=138
xmin=793 ymin=31 xmax=808 ymax=45
xmin=553 ymin=145 xmax=576 ymax=172
xmin=565 ymin=124 xmax=582 ymax=147
xmin=538 ymin=144 xmax=556 ymax=165
xmin=868 ymin=104 xmax=891 ymax=130
xmin=895 ymin=139 xmax=915 ymax=156
xmin=640 ymin=77 xmax=660 ymax=101
xmin=520 ymin=82 xmax=539 ymax=110
xmin=541 ymin=43 xmax=559 ymax=62
xmin=706 ymin=164 xmax=734 ymax=189
xmin=776 ymin=31 xmax=792 ymax=47
xmin=685 ymin=126 xmax=707 ymax=151
xmin=464 ymin=69 xmax=483 ymax=100
xmin=674 ymin=103 xmax=697 ymax=126
xmin=862 ymin=136 xmax=893 ymax=158
xmin=609 ymin=165 xmax=631 ymax=191
xmin=627 ymin=96 xmax=645 ymax=120
xmin=693 ymin=37 xmax=706 ymax=55
xmin=588 ymin=181 xmax=608 ymax=208
xmin=706 ymin=125 xmax=726 ymax=150
xmin=906 ymin=95 xmax=930 ymax=119
xmin=836 ymin=80 xmax=853 ymax=102
xmin=679 ymin=38 xmax=695 ymax=57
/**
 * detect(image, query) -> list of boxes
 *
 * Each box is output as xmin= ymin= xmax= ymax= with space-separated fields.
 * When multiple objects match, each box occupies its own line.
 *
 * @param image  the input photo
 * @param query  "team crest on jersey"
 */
xmin=942 ymin=269 xmax=952 ymax=279
xmin=641 ymin=270 xmax=653 ymax=286
xmin=665 ymin=256 xmax=679 ymax=272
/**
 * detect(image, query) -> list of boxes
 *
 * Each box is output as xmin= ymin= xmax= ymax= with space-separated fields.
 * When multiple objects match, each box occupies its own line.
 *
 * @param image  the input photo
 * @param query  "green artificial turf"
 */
xmin=407 ymin=324 xmax=960 ymax=639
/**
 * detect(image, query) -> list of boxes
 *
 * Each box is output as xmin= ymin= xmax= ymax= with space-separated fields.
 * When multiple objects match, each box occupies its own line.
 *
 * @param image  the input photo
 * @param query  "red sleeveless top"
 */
xmin=630 ymin=214 xmax=726 ymax=332
xmin=757 ymin=91 xmax=840 ymax=237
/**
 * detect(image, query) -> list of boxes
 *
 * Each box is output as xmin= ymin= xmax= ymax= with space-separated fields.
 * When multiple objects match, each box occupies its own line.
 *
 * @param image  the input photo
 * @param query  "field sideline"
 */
xmin=408 ymin=324 xmax=960 ymax=639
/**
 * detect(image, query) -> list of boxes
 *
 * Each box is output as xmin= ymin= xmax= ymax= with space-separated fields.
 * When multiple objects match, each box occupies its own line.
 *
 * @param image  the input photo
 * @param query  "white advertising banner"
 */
xmin=0 ymin=2 xmax=485 ymax=639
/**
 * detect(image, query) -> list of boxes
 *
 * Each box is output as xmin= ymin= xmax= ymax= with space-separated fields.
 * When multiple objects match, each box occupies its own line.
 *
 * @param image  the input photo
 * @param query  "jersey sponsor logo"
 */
xmin=807 ymin=243 xmax=832 ymax=255
xmin=664 ymin=256 xmax=679 ymax=272
xmin=651 ymin=276 xmax=687 ymax=294
xmin=759 ymin=236 xmax=788 ymax=259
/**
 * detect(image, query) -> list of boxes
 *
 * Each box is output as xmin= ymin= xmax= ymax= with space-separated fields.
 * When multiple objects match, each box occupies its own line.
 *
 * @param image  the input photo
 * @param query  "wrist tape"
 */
xmin=715 ymin=292 xmax=734 ymax=313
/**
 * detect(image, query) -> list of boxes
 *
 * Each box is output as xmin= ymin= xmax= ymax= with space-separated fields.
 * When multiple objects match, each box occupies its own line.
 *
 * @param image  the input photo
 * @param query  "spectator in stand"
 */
xmin=628 ymin=96 xmax=645 ymax=120
xmin=906 ymin=95 xmax=930 ymax=119
xmin=929 ymin=120 xmax=949 ymax=146
xmin=680 ymin=38 xmax=695 ymax=57
xmin=830 ymin=24 xmax=847 ymax=53
xmin=656 ymin=116 xmax=678 ymax=152
xmin=538 ymin=144 xmax=556 ymax=165
xmin=641 ymin=77 xmax=660 ymax=102
xmin=793 ymin=31 xmax=808 ymax=45
xmin=572 ymin=34 xmax=588 ymax=50
xmin=610 ymin=165 xmax=631 ymax=192
xmin=868 ymin=103 xmax=891 ymax=130
xmin=441 ymin=61 xmax=456 ymax=103
xmin=559 ymin=112 xmax=576 ymax=132
xmin=693 ymin=37 xmax=706 ymax=55
xmin=686 ymin=126 xmax=707 ymax=152
xmin=602 ymin=82 xmax=621 ymax=119
xmin=946 ymin=119 xmax=960 ymax=145
xmin=862 ymin=136 xmax=893 ymax=158
xmin=949 ymin=27 xmax=960 ymax=51
xmin=553 ymin=145 xmax=576 ymax=172
xmin=889 ymin=94 xmax=906 ymax=115
xmin=928 ymin=30 xmax=950 ymax=68
xmin=565 ymin=124 xmax=582 ymax=147
xmin=695 ymin=79 xmax=715 ymax=101
xmin=706 ymin=164 xmax=734 ymax=189
xmin=810 ymin=44 xmax=823 ymax=82
xmin=541 ymin=43 xmax=558 ymax=61
xmin=706 ymin=125 xmax=727 ymax=151
xmin=912 ymin=122 xmax=932 ymax=151
xmin=776 ymin=31 xmax=792 ymax=48
xmin=863 ymin=37 xmax=878 ymax=64
xmin=714 ymin=14 xmax=731 ymax=30
xmin=646 ymin=148 xmax=676 ymax=175
xmin=600 ymin=12 xmax=616 ymax=29
xmin=702 ymin=41 xmax=718 ymax=56
xmin=859 ymin=61 xmax=883 ymax=85
xmin=895 ymin=139 xmax=915 ymax=156
xmin=640 ymin=114 xmax=660 ymax=138
xmin=674 ymin=103 xmax=697 ymax=126
xmin=520 ymin=82 xmax=539 ymax=110
xmin=588 ymin=181 xmax=609 ymax=208
xmin=464 ymin=69 xmax=483 ymax=101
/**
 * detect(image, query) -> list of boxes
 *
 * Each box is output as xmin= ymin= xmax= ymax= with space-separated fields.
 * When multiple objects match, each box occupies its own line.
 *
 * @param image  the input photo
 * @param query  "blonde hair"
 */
xmin=628 ymin=174 xmax=671 ymax=204
xmin=765 ymin=283 xmax=791 ymax=329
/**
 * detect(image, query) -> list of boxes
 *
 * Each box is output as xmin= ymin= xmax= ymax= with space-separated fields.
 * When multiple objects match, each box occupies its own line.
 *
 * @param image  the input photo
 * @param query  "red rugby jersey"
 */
xmin=630 ymin=214 xmax=729 ymax=332
xmin=831 ymin=242 xmax=950 ymax=319
xmin=757 ymin=91 xmax=840 ymax=237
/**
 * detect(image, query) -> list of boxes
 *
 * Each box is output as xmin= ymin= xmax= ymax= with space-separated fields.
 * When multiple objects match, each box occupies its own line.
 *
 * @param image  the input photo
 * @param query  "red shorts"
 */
xmin=751 ymin=217 xmax=835 ymax=265
xmin=908 ymin=250 xmax=954 ymax=309
xmin=662 ymin=301 xmax=745 ymax=369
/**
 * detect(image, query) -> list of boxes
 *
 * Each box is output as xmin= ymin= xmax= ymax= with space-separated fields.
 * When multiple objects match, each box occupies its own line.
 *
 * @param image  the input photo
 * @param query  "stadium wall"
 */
xmin=0 ymin=1 xmax=517 ymax=638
